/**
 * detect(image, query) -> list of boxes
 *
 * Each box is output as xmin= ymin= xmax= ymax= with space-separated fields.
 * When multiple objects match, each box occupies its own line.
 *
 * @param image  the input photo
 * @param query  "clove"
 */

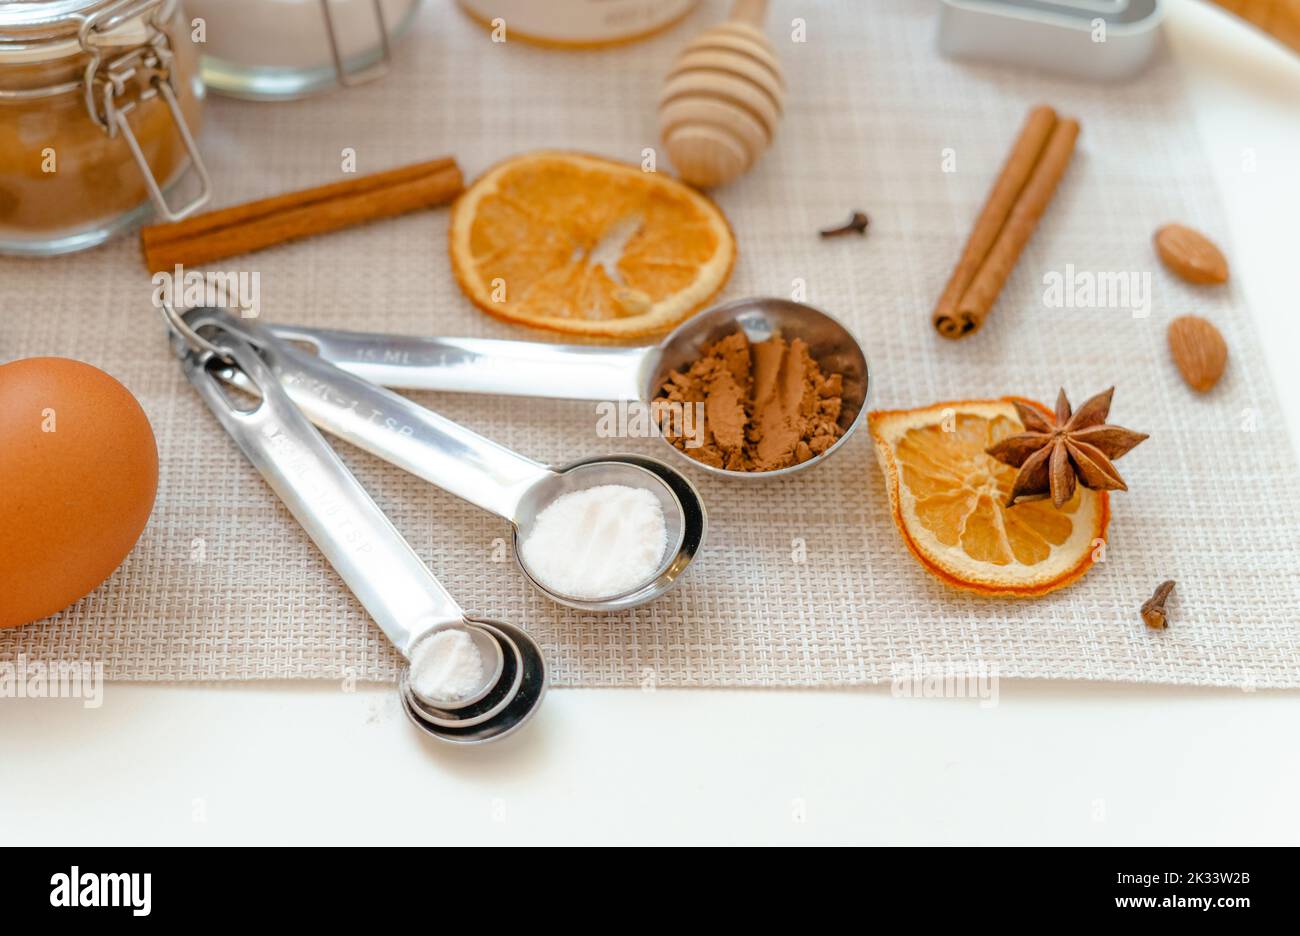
xmin=1140 ymin=580 xmax=1176 ymax=630
xmin=820 ymin=210 xmax=870 ymax=238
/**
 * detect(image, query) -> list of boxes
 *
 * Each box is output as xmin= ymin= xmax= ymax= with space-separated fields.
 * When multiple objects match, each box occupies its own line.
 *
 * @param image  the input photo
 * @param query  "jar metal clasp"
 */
xmin=79 ymin=0 xmax=212 ymax=223
xmin=319 ymin=0 xmax=391 ymax=87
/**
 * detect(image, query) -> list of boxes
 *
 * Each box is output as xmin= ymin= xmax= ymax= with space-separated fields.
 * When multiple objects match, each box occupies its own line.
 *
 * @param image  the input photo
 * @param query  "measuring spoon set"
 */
xmin=172 ymin=299 xmax=868 ymax=745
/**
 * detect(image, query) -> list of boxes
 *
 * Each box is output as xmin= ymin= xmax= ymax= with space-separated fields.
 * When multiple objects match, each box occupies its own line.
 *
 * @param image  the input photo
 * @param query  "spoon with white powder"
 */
xmin=176 ymin=323 xmax=545 ymax=745
xmin=194 ymin=309 xmax=706 ymax=611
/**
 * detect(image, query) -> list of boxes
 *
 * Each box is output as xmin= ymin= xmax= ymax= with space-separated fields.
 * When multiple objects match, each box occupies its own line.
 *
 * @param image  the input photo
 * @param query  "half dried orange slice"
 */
xmin=449 ymin=151 xmax=735 ymax=338
xmin=868 ymin=398 xmax=1109 ymax=597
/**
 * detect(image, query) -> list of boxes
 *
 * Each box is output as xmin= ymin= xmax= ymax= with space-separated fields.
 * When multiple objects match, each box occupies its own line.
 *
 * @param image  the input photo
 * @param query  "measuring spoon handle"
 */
xmin=178 ymin=329 xmax=464 ymax=659
xmin=196 ymin=311 xmax=555 ymax=522
xmin=267 ymin=323 xmax=650 ymax=401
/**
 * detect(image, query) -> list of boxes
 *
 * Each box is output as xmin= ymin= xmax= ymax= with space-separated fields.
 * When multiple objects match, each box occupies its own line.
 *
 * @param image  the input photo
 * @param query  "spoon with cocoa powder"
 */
xmin=260 ymin=298 xmax=870 ymax=480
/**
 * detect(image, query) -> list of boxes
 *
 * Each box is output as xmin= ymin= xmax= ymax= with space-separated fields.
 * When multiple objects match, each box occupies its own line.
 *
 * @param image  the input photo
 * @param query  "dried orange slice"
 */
xmin=449 ymin=151 xmax=735 ymax=338
xmin=868 ymin=398 xmax=1109 ymax=597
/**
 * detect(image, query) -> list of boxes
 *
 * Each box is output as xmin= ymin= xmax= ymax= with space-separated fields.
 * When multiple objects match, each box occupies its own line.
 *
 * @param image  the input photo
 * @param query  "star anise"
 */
xmin=985 ymin=387 xmax=1148 ymax=509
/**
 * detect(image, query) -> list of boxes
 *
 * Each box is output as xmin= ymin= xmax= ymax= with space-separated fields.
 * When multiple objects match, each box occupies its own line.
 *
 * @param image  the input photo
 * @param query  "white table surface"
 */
xmin=3 ymin=0 xmax=1299 ymax=846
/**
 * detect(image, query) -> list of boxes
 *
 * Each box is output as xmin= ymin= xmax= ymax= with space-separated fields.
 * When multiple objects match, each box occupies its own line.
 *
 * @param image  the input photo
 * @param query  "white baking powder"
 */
xmin=409 ymin=628 xmax=486 ymax=703
xmin=519 ymin=485 xmax=668 ymax=599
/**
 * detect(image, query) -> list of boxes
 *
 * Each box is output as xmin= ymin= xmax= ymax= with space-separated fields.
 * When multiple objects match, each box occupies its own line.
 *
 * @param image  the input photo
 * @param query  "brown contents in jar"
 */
xmin=656 ymin=331 xmax=845 ymax=472
xmin=0 ymin=22 xmax=203 ymax=242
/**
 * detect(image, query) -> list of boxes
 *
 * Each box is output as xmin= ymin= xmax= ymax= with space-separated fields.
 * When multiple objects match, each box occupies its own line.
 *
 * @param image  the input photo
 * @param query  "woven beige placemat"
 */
xmin=2 ymin=1 xmax=1298 ymax=687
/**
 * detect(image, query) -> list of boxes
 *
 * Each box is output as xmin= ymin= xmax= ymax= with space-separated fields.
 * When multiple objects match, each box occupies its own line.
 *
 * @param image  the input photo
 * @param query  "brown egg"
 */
xmin=0 ymin=358 xmax=158 ymax=629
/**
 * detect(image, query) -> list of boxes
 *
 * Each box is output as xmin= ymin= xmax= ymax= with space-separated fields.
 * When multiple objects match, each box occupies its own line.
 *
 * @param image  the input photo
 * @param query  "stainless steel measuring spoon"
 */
xmin=261 ymin=297 xmax=870 ymax=480
xmin=183 ymin=308 xmax=707 ymax=612
xmin=173 ymin=326 xmax=546 ymax=744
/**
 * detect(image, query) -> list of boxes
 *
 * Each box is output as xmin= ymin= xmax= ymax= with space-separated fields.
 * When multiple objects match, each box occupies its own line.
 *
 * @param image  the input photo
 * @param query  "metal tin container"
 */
xmin=938 ymin=0 xmax=1165 ymax=81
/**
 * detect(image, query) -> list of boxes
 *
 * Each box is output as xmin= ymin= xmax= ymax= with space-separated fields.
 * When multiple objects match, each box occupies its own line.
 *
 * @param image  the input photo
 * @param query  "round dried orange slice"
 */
xmin=868 ymin=398 xmax=1109 ymax=597
xmin=449 ymin=151 xmax=736 ymax=338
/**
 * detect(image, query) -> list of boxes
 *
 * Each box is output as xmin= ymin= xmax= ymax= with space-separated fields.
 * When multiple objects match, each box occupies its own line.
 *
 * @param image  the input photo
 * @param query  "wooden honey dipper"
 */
xmin=658 ymin=0 xmax=785 ymax=188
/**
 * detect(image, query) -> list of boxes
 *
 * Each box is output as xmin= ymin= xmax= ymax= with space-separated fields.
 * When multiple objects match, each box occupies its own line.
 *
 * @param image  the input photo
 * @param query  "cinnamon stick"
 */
xmin=140 ymin=156 xmax=463 ymax=273
xmin=953 ymin=117 xmax=1079 ymax=334
xmin=932 ymin=106 xmax=1058 ymax=339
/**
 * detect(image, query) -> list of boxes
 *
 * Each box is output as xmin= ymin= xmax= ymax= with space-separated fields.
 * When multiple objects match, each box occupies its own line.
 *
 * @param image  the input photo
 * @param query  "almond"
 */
xmin=1154 ymin=224 xmax=1229 ymax=285
xmin=1168 ymin=315 xmax=1228 ymax=393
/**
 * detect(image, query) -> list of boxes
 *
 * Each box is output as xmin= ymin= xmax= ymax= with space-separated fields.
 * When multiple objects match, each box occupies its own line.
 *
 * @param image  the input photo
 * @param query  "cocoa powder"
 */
xmin=655 ymin=331 xmax=844 ymax=472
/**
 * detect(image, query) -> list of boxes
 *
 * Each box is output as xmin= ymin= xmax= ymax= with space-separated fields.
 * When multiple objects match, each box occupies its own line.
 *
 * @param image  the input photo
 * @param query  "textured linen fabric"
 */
xmin=2 ymin=1 xmax=1298 ymax=688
